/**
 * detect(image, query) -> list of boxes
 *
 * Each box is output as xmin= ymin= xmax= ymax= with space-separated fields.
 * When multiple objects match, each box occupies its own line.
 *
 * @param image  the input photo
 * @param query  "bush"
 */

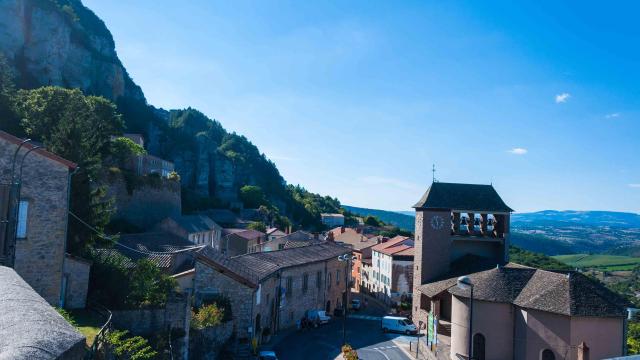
xmin=247 ymin=221 xmax=267 ymax=233
xmin=106 ymin=330 xmax=157 ymax=360
xmin=191 ymin=303 xmax=224 ymax=329
xmin=167 ymin=171 xmax=180 ymax=182
xmin=341 ymin=344 xmax=358 ymax=360
xmin=55 ymin=307 xmax=78 ymax=327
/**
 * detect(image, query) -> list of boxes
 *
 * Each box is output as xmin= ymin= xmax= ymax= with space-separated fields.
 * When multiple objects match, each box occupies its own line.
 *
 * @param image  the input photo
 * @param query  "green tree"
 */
xmin=14 ymin=87 xmax=124 ymax=254
xmin=127 ymin=259 xmax=177 ymax=308
xmin=106 ymin=330 xmax=158 ymax=360
xmin=0 ymin=54 xmax=21 ymax=135
xmin=247 ymin=221 xmax=267 ymax=233
xmin=629 ymin=322 xmax=640 ymax=354
xmin=240 ymin=185 xmax=268 ymax=208
xmin=110 ymin=136 xmax=146 ymax=168
xmin=191 ymin=303 xmax=225 ymax=329
xmin=364 ymin=215 xmax=382 ymax=227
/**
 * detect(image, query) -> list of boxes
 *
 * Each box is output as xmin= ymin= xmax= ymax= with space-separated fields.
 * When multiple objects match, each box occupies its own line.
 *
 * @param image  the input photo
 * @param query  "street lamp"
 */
xmin=338 ymin=254 xmax=356 ymax=346
xmin=457 ymin=276 xmax=474 ymax=360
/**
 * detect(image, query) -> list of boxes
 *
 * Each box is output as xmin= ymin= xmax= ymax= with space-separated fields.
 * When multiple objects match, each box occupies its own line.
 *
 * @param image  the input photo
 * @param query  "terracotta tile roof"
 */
xmin=380 ymin=245 xmax=414 ymax=256
xmin=333 ymin=232 xmax=381 ymax=251
xmin=196 ymin=242 xmax=350 ymax=285
xmin=0 ymin=130 xmax=78 ymax=169
xmin=222 ymin=228 xmax=265 ymax=240
xmin=413 ymin=182 xmax=513 ymax=212
xmin=422 ymin=262 xmax=630 ymax=317
xmin=371 ymin=236 xmax=411 ymax=252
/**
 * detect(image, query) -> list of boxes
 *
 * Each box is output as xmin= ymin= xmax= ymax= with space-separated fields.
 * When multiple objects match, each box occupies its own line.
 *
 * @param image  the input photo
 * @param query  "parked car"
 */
xmin=259 ymin=350 xmax=278 ymax=360
xmin=351 ymin=299 xmax=361 ymax=311
xmin=306 ymin=309 xmax=331 ymax=324
xmin=381 ymin=316 xmax=418 ymax=335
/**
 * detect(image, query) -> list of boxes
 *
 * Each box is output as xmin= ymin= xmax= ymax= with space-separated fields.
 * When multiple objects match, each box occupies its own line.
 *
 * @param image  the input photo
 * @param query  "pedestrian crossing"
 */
xmin=368 ymin=345 xmax=398 ymax=350
xmin=347 ymin=314 xmax=381 ymax=321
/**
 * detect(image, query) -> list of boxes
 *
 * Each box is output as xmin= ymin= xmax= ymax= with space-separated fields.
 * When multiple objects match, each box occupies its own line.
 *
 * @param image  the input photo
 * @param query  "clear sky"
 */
xmin=84 ymin=0 xmax=640 ymax=213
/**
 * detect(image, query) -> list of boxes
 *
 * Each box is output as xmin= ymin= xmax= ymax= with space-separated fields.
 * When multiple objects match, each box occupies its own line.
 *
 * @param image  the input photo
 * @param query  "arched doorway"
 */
xmin=472 ymin=333 xmax=485 ymax=360
xmin=541 ymin=349 xmax=555 ymax=360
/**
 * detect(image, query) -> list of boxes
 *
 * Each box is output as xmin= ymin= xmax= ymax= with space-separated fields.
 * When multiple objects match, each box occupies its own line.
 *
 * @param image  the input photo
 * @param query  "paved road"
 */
xmin=268 ymin=293 xmax=416 ymax=360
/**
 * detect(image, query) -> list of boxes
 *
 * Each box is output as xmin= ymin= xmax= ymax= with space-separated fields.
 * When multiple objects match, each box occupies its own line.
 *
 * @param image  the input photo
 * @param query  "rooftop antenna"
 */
xmin=432 ymin=164 xmax=437 ymax=183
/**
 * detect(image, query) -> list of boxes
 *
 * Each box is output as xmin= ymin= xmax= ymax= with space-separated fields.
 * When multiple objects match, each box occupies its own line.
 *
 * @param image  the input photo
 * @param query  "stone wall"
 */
xmin=189 ymin=321 xmax=234 ymax=360
xmin=193 ymin=260 xmax=255 ymax=339
xmin=0 ymin=136 xmax=71 ymax=306
xmin=63 ymin=254 xmax=91 ymax=309
xmin=110 ymin=292 xmax=190 ymax=336
xmin=105 ymin=172 xmax=181 ymax=230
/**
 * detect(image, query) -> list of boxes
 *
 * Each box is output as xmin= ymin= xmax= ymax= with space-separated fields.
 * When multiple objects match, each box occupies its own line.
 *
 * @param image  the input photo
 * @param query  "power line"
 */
xmin=68 ymin=211 xmax=202 ymax=256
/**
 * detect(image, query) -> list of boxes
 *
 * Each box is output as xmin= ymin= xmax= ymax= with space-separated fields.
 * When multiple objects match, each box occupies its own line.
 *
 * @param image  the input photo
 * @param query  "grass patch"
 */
xmin=69 ymin=309 xmax=107 ymax=346
xmin=552 ymin=254 xmax=640 ymax=270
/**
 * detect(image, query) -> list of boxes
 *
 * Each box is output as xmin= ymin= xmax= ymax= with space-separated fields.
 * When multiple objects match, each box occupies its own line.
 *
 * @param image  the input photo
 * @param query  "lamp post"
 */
xmin=338 ymin=254 xmax=356 ymax=346
xmin=457 ymin=276 xmax=474 ymax=360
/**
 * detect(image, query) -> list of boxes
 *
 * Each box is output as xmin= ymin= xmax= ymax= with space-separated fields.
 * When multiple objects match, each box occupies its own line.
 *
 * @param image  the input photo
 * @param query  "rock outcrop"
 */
xmin=0 ymin=0 xmax=143 ymax=101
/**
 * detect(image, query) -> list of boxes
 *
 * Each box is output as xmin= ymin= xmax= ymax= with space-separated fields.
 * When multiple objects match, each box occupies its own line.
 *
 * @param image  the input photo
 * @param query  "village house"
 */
xmin=156 ymin=214 xmax=222 ymax=247
xmin=321 ymin=213 xmax=345 ymax=227
xmin=219 ymin=228 xmax=266 ymax=256
xmin=187 ymin=242 xmax=349 ymax=343
xmin=0 ymin=130 xmax=89 ymax=308
xmin=411 ymin=182 xmax=629 ymax=360
xmin=266 ymin=227 xmax=287 ymax=241
xmin=254 ymin=230 xmax=323 ymax=252
xmin=371 ymin=236 xmax=414 ymax=304
xmin=120 ymin=133 xmax=175 ymax=177
xmin=328 ymin=227 xmax=383 ymax=293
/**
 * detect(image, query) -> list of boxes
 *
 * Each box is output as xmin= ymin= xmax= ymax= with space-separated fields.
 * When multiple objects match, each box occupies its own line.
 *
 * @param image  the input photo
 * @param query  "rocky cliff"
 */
xmin=0 ymin=0 xmax=143 ymax=101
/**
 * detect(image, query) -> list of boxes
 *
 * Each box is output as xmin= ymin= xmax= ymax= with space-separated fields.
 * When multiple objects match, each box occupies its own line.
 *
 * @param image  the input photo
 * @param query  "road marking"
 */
xmin=347 ymin=314 xmax=382 ymax=321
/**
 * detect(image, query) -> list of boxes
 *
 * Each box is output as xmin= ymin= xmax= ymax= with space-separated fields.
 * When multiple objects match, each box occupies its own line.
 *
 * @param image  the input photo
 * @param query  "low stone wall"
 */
xmin=63 ymin=254 xmax=91 ymax=309
xmin=189 ymin=321 xmax=234 ymax=360
xmin=111 ymin=299 xmax=189 ymax=336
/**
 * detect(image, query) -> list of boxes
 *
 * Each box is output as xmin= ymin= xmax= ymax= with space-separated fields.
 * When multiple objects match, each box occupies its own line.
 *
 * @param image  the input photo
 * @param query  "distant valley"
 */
xmin=343 ymin=206 xmax=640 ymax=256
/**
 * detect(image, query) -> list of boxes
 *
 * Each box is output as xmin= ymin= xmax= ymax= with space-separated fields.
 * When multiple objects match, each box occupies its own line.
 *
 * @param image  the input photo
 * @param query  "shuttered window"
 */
xmin=17 ymin=201 xmax=29 ymax=239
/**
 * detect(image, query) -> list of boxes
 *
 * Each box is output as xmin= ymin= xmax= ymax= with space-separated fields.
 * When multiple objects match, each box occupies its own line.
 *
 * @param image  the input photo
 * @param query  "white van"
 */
xmin=381 ymin=316 xmax=417 ymax=335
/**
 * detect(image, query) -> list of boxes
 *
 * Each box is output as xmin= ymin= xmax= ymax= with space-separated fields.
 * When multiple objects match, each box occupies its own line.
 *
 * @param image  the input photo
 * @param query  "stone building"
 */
xmin=219 ymin=228 xmax=266 ymax=255
xmin=254 ymin=230 xmax=323 ymax=252
xmin=156 ymin=214 xmax=222 ymax=247
xmin=321 ymin=213 xmax=345 ymax=227
xmin=121 ymin=133 xmax=175 ymax=177
xmin=419 ymin=264 xmax=629 ymax=360
xmin=190 ymin=243 xmax=349 ymax=342
xmin=0 ymin=130 xmax=79 ymax=306
xmin=329 ymin=228 xmax=382 ymax=293
xmin=410 ymin=182 xmax=629 ymax=360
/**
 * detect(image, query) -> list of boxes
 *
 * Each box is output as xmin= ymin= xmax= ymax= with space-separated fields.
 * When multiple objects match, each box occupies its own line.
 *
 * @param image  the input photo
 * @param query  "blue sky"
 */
xmin=85 ymin=0 xmax=640 ymax=213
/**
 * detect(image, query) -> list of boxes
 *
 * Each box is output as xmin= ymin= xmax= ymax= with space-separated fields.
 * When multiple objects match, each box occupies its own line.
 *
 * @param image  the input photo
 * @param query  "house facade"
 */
xmin=156 ymin=214 xmax=222 ymax=247
xmin=329 ymin=227 xmax=382 ymax=293
xmin=191 ymin=243 xmax=349 ymax=341
xmin=219 ymin=228 xmax=266 ymax=256
xmin=121 ymin=133 xmax=175 ymax=177
xmin=371 ymin=236 xmax=414 ymax=304
xmin=0 ymin=131 xmax=79 ymax=306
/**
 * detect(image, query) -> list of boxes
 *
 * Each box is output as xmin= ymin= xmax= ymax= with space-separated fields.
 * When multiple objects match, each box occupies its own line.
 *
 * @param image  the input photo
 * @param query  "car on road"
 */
xmin=259 ymin=350 xmax=278 ymax=360
xmin=351 ymin=299 xmax=361 ymax=311
xmin=381 ymin=316 xmax=418 ymax=335
xmin=306 ymin=309 xmax=331 ymax=325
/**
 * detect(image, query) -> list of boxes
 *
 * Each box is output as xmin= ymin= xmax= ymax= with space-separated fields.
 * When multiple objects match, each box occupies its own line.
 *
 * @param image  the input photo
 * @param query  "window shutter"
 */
xmin=17 ymin=201 xmax=28 ymax=238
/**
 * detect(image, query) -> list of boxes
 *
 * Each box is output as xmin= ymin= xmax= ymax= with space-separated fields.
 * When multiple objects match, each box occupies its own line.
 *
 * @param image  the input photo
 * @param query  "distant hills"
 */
xmin=343 ymin=206 xmax=640 ymax=256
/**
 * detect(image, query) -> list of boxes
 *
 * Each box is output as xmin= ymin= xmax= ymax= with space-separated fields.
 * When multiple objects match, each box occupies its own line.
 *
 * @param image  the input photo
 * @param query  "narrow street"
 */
xmin=267 ymin=294 xmax=417 ymax=360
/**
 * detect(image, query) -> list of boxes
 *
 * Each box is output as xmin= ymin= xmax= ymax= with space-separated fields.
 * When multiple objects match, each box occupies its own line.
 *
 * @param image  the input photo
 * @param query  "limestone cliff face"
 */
xmin=0 ymin=0 xmax=143 ymax=101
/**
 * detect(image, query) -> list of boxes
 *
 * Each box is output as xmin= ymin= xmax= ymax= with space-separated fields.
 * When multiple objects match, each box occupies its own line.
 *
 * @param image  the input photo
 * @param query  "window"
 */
xmin=328 ymin=273 xmax=332 ymax=289
xmin=17 ymin=200 xmax=28 ymax=239
xmin=336 ymin=269 xmax=340 ymax=285
xmin=278 ymin=243 xmax=285 ymax=250
xmin=302 ymin=273 xmax=308 ymax=293
xmin=316 ymin=271 xmax=322 ymax=289
xmin=473 ymin=333 xmax=486 ymax=360
xmin=256 ymin=284 xmax=261 ymax=305
xmin=286 ymin=276 xmax=292 ymax=297
xmin=541 ymin=349 xmax=555 ymax=360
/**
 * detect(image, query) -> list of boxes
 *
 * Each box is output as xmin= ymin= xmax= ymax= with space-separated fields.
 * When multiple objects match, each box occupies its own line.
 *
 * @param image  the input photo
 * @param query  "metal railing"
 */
xmin=85 ymin=304 xmax=113 ymax=360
